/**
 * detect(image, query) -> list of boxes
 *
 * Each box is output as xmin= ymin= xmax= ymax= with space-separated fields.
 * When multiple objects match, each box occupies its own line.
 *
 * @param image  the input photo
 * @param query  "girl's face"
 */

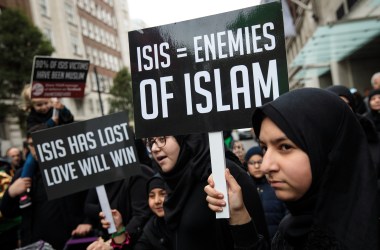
xmin=247 ymin=154 xmax=264 ymax=178
xmin=150 ymin=136 xmax=180 ymax=173
xmin=258 ymin=117 xmax=312 ymax=201
xmin=148 ymin=188 xmax=167 ymax=217
xmin=32 ymin=98 xmax=52 ymax=114
xmin=369 ymin=94 xmax=380 ymax=111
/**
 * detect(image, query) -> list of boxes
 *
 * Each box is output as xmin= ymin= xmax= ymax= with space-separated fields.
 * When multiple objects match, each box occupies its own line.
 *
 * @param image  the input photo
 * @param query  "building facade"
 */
xmin=0 ymin=0 xmax=137 ymax=153
xmin=283 ymin=0 xmax=380 ymax=93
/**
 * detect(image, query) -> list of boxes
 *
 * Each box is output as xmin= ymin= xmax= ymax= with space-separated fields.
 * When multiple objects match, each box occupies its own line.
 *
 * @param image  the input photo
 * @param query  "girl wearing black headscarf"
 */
xmin=149 ymin=133 xmax=269 ymax=250
xmin=205 ymin=88 xmax=378 ymax=249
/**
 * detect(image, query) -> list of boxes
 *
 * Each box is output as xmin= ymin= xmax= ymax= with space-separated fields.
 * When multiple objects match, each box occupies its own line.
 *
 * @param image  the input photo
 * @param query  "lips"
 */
xmin=268 ymin=180 xmax=284 ymax=188
xmin=156 ymin=156 xmax=167 ymax=162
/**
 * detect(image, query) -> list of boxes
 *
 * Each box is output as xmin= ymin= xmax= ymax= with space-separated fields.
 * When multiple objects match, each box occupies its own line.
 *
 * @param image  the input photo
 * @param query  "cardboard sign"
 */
xmin=31 ymin=112 xmax=141 ymax=200
xmin=129 ymin=2 xmax=288 ymax=138
xmin=31 ymin=56 xmax=90 ymax=98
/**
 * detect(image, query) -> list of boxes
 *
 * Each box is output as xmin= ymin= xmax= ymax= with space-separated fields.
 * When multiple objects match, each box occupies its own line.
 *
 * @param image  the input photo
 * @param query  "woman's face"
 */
xmin=258 ymin=117 xmax=312 ymax=201
xmin=369 ymin=94 xmax=380 ymax=111
xmin=247 ymin=154 xmax=264 ymax=178
xmin=232 ymin=141 xmax=245 ymax=163
xmin=150 ymin=136 xmax=180 ymax=173
xmin=148 ymin=188 xmax=167 ymax=217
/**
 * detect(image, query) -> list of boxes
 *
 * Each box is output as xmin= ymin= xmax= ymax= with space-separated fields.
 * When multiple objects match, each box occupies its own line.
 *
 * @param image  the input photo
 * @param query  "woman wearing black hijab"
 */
xmin=205 ymin=88 xmax=378 ymax=249
xmin=148 ymin=133 xmax=269 ymax=250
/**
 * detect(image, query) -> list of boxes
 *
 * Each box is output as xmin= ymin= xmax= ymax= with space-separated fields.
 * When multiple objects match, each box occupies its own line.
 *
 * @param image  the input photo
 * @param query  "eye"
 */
xmin=280 ymin=143 xmax=292 ymax=151
xmin=259 ymin=143 xmax=267 ymax=154
xmin=158 ymin=137 xmax=166 ymax=143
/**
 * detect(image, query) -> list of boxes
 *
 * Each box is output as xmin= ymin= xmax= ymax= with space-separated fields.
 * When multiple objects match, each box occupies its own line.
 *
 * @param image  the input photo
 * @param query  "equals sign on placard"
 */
xmin=177 ymin=48 xmax=187 ymax=58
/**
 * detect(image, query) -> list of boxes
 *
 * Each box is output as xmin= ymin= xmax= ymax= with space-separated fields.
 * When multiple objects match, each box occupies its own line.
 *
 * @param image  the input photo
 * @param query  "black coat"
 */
xmin=134 ymin=216 xmax=171 ymax=250
xmin=1 ymin=167 xmax=87 ymax=249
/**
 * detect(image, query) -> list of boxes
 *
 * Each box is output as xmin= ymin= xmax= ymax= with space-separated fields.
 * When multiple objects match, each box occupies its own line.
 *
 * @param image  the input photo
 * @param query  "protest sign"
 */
xmin=31 ymin=111 xmax=141 ymax=200
xmin=31 ymin=56 xmax=90 ymax=98
xmin=129 ymin=1 xmax=288 ymax=219
xmin=129 ymin=2 xmax=288 ymax=138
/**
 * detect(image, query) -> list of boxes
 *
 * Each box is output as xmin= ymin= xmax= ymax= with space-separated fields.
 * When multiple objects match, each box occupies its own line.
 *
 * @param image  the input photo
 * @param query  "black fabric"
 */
xmin=116 ymin=165 xmax=154 ymax=244
xmin=147 ymin=174 xmax=166 ymax=195
xmin=134 ymin=216 xmax=171 ymax=250
xmin=325 ymin=85 xmax=355 ymax=111
xmin=153 ymin=133 xmax=270 ymax=250
xmin=251 ymin=88 xmax=378 ymax=249
xmin=1 ymin=167 xmax=87 ymax=249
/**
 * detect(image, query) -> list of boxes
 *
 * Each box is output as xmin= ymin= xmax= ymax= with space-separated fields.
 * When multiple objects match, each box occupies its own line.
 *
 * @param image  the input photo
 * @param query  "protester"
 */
xmin=244 ymin=146 xmax=287 ymax=239
xmin=83 ymin=163 xmax=154 ymax=244
xmin=87 ymin=174 xmax=171 ymax=250
xmin=205 ymin=88 xmax=378 ymax=249
xmin=18 ymin=84 xmax=75 ymax=209
xmin=0 ymin=124 xmax=89 ymax=249
xmin=147 ymin=133 xmax=269 ymax=250
xmin=232 ymin=140 xmax=246 ymax=164
xmin=5 ymin=147 xmax=23 ymax=171
xmin=365 ymin=89 xmax=380 ymax=133
xmin=326 ymin=85 xmax=380 ymax=174
xmin=0 ymin=156 xmax=21 ymax=249
xmin=364 ymin=72 xmax=380 ymax=112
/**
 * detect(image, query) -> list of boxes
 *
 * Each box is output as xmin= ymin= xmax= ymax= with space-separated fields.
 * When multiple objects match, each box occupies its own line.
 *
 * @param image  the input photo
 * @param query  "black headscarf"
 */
xmin=252 ymin=88 xmax=378 ymax=249
xmin=153 ymin=133 xmax=211 ymax=230
xmin=325 ymin=85 xmax=355 ymax=111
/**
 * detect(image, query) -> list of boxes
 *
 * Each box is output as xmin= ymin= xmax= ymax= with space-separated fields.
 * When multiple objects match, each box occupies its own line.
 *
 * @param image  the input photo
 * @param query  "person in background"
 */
xmin=244 ymin=146 xmax=287 ymax=239
xmin=232 ymin=140 xmax=246 ymax=164
xmin=365 ymin=89 xmax=380 ymax=133
xmin=18 ymin=84 xmax=75 ymax=209
xmin=0 ymin=156 xmax=21 ymax=249
xmin=205 ymin=88 xmax=378 ymax=249
xmin=0 ymin=124 xmax=89 ymax=249
xmin=5 ymin=147 xmax=23 ymax=171
xmin=350 ymin=87 xmax=367 ymax=115
xmin=326 ymin=85 xmax=380 ymax=173
xmin=364 ymin=72 xmax=380 ymax=112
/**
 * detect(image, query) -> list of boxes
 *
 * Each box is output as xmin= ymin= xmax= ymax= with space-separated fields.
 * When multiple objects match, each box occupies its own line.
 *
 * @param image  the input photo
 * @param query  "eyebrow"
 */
xmin=259 ymin=136 xmax=289 ymax=145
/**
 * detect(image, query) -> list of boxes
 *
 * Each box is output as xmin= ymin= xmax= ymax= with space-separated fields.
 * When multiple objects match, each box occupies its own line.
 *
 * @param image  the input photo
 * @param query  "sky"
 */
xmin=127 ymin=0 xmax=262 ymax=27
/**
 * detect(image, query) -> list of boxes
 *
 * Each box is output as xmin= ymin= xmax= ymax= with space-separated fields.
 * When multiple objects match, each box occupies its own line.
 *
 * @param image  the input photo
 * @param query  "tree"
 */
xmin=0 ymin=8 xmax=54 ymax=120
xmin=108 ymin=67 xmax=134 ymax=121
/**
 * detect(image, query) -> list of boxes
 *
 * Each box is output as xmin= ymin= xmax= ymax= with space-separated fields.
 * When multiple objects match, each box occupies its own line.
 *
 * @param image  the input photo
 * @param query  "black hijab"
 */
xmin=153 ymin=133 xmax=211 ymax=230
xmin=252 ymin=88 xmax=378 ymax=249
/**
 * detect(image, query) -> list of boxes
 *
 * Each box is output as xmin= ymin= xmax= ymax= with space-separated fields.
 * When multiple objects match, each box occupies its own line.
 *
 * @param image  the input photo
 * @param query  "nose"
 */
xmin=154 ymin=195 xmax=162 ymax=204
xmin=151 ymin=142 xmax=160 ymax=152
xmin=260 ymin=149 xmax=278 ymax=174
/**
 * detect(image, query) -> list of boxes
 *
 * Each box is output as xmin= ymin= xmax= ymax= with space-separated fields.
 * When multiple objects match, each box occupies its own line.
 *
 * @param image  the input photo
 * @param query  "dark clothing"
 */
xmin=0 ymin=161 xmax=20 ymax=250
xmin=250 ymin=88 xmax=378 ymax=249
xmin=134 ymin=216 xmax=171 ymax=250
xmin=253 ymin=177 xmax=287 ymax=239
xmin=117 ymin=166 xmax=154 ymax=242
xmin=84 ymin=165 xmax=153 ymax=243
xmin=26 ymin=106 xmax=74 ymax=130
xmin=1 ymin=167 xmax=87 ymax=249
xmin=156 ymin=133 xmax=269 ymax=250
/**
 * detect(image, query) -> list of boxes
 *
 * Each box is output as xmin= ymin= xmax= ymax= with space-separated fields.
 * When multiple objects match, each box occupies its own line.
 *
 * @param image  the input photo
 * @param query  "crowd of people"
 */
xmin=0 ymin=72 xmax=379 ymax=249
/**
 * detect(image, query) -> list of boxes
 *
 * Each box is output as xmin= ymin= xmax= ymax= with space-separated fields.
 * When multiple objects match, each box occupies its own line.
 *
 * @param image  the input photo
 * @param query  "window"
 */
xmin=70 ymin=33 xmax=80 ymax=55
xmin=81 ymin=19 xmax=88 ymax=36
xmin=65 ymin=2 xmax=75 ymax=24
xmin=43 ymin=27 xmax=53 ymax=44
xmin=40 ymin=0 xmax=49 ymax=16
